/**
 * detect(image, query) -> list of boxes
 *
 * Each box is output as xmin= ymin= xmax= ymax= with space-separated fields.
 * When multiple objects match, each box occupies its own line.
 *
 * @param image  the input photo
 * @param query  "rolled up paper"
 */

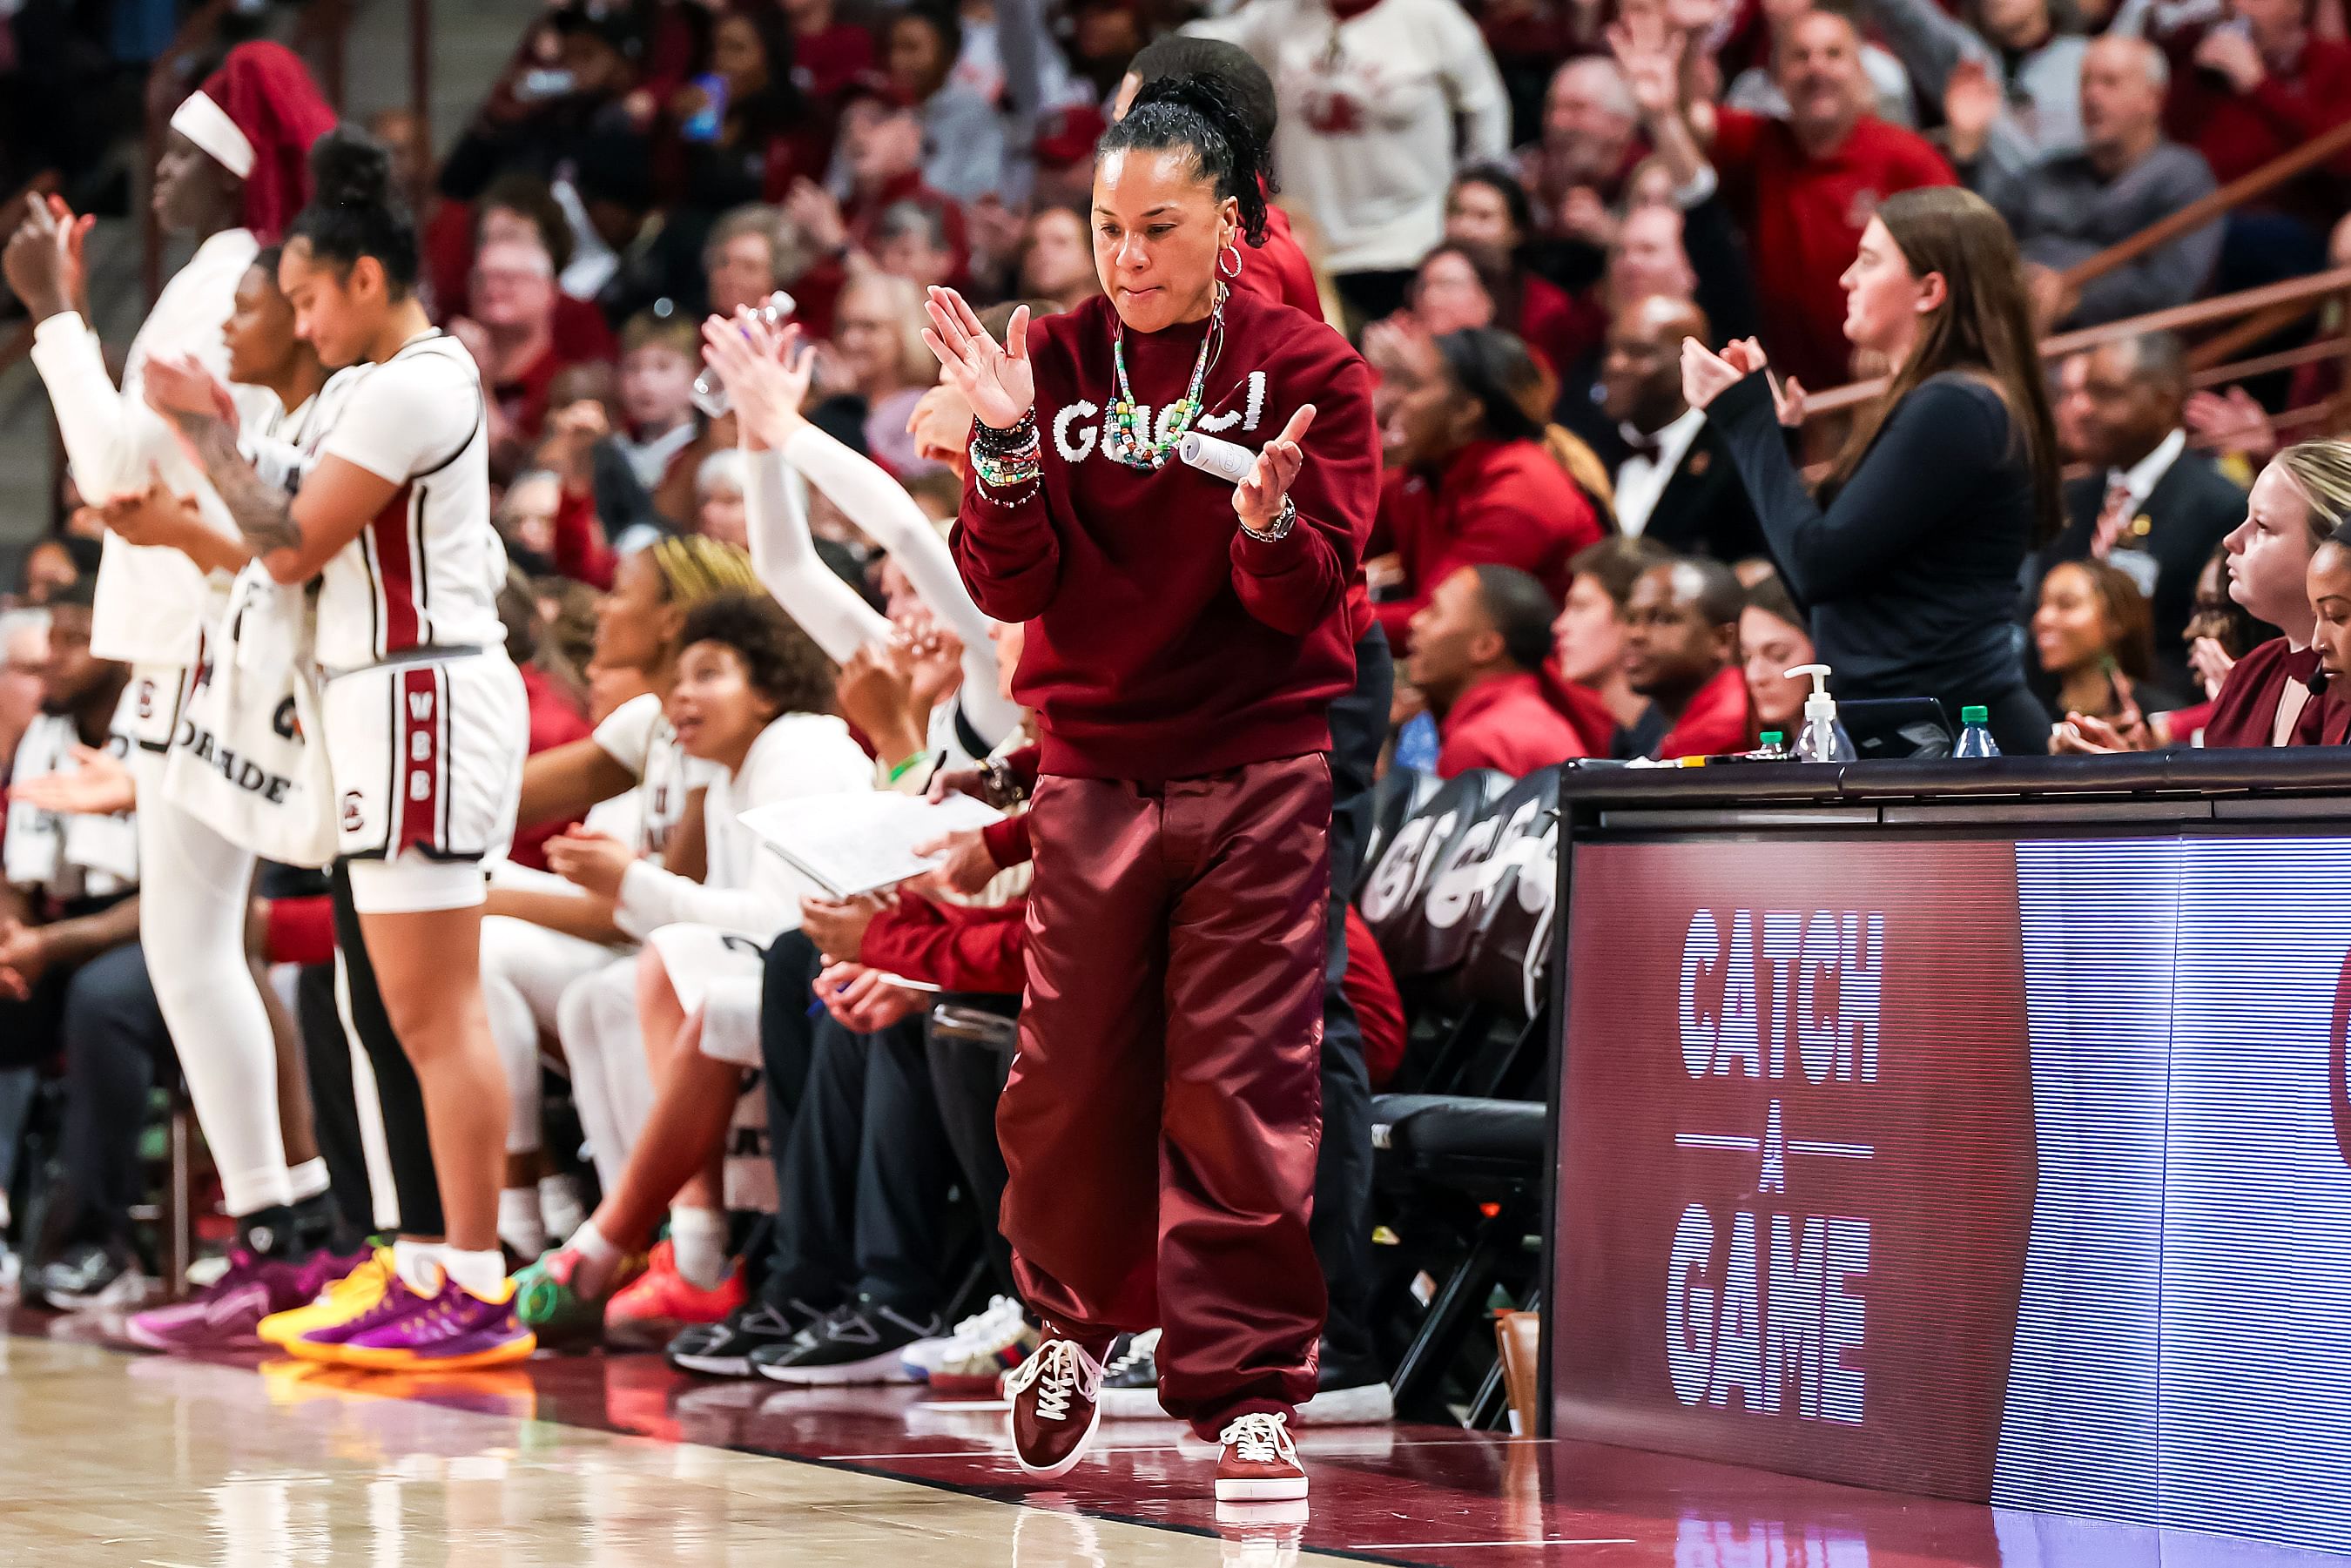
xmin=1178 ymin=431 xmax=1256 ymax=485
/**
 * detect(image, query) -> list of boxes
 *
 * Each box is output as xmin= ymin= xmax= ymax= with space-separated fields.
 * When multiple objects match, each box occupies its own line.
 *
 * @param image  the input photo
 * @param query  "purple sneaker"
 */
xmin=123 ymin=1250 xmax=318 ymax=1352
xmin=337 ymin=1278 xmax=537 ymax=1372
xmin=286 ymin=1270 xmax=428 ymax=1364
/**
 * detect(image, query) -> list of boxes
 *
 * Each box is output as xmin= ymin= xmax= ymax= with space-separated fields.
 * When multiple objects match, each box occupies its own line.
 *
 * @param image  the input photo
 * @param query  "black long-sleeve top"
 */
xmin=1713 ymin=369 xmax=2036 ymax=709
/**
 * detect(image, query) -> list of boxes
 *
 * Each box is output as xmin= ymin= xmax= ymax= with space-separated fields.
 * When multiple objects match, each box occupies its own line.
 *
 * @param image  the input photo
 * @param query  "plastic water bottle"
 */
xmin=692 ymin=291 xmax=798 ymax=417
xmin=1953 ymin=704 xmax=2001 ymax=757
xmin=1787 ymin=665 xmax=1857 ymax=763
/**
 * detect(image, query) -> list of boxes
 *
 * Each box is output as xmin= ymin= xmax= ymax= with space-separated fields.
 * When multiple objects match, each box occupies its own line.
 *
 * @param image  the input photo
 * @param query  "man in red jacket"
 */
xmin=1620 ymin=557 xmax=1755 ymax=759
xmin=1410 ymin=563 xmax=1590 ymax=777
xmin=2155 ymin=0 xmax=2351 ymax=279
xmin=1711 ymin=10 xmax=1957 ymax=390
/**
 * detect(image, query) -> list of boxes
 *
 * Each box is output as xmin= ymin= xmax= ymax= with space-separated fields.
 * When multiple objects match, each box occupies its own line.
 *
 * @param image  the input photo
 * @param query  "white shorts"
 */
xmin=323 ymin=649 xmax=527 ymax=914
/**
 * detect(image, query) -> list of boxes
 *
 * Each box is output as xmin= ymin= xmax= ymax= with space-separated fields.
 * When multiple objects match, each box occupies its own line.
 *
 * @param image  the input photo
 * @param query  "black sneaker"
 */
xmin=668 ymin=1297 xmax=824 ymax=1378
xmin=751 ymin=1298 xmax=942 ymax=1385
xmin=29 ymin=1242 xmax=149 ymax=1311
xmin=1097 ymin=1328 xmax=1165 ymax=1419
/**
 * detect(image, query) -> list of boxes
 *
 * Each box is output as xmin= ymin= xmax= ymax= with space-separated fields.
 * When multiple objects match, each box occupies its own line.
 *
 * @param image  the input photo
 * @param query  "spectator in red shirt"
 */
xmin=424 ymin=173 xmax=619 ymax=367
xmin=785 ymin=0 xmax=878 ymax=102
xmin=1371 ymin=326 xmax=1604 ymax=652
xmin=1016 ymin=205 xmax=1102 ymax=313
xmin=2155 ymin=0 xmax=2351 ymax=285
xmin=1711 ymin=10 xmax=1957 ymax=389
xmin=1446 ymin=165 xmax=1603 ymax=380
xmin=1514 ymin=55 xmax=1645 ymax=282
xmin=455 ymin=233 xmax=610 ymax=472
xmin=1548 ymin=535 xmax=1675 ymax=755
xmin=1408 ymin=563 xmax=1591 ymax=777
xmin=1620 ymin=557 xmax=1755 ymax=758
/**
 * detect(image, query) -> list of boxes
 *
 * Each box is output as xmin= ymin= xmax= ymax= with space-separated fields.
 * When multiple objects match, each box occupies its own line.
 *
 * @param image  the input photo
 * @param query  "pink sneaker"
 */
xmin=124 ymin=1250 xmax=322 ymax=1352
xmin=604 ymin=1241 xmax=744 ymax=1346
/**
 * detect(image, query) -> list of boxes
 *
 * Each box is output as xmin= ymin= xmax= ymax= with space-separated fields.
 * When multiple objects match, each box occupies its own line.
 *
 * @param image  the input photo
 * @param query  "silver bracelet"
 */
xmin=1240 ymin=495 xmax=1297 ymax=542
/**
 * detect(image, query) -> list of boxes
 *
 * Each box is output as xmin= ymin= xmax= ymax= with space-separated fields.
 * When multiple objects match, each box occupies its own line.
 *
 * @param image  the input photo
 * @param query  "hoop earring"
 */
xmin=1218 ymin=242 xmax=1242 ymax=279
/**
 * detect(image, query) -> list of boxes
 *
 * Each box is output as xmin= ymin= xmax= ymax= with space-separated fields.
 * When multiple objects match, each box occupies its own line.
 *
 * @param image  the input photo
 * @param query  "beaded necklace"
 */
xmin=1102 ymin=285 xmax=1225 ymax=471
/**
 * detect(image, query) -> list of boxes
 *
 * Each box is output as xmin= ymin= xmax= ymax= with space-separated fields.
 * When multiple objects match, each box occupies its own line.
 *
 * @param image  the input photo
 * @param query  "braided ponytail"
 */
xmin=1098 ymin=72 xmax=1277 ymax=245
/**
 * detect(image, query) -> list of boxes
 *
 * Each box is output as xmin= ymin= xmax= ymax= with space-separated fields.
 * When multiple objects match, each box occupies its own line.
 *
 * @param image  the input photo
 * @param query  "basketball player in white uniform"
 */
xmin=144 ymin=128 xmax=533 ymax=1370
xmin=3 ymin=44 xmax=341 ymax=1283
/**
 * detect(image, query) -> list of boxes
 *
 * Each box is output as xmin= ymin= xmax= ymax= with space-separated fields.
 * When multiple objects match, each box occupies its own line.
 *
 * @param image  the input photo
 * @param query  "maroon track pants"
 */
xmin=999 ymin=753 xmax=1332 ymax=1436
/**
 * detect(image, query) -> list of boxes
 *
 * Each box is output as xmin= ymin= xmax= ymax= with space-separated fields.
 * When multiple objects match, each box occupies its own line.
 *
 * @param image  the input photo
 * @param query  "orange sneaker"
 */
xmin=603 ymin=1240 xmax=744 ymax=1347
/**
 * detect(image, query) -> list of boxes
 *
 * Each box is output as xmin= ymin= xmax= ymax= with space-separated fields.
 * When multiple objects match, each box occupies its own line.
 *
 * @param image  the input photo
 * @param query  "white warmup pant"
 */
xmin=554 ymin=953 xmax=655 ymax=1194
xmin=481 ymin=916 xmax=626 ymax=1157
xmin=132 ymin=741 xmax=292 ymax=1217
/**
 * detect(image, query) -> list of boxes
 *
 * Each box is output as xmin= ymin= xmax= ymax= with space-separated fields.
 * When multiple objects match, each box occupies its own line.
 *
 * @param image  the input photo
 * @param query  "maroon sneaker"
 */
xmin=1002 ymin=1336 xmax=1105 ymax=1479
xmin=1215 ymin=1412 xmax=1308 ymax=1503
xmin=123 ymin=1250 xmax=316 ymax=1351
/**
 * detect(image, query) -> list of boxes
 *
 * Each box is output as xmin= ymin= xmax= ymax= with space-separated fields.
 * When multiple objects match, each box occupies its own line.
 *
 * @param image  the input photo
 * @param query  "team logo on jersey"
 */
xmin=342 ymin=790 xmax=367 ymax=834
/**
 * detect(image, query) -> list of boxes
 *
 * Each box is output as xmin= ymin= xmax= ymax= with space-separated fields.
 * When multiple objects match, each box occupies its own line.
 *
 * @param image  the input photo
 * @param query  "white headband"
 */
xmin=169 ymin=91 xmax=256 ymax=179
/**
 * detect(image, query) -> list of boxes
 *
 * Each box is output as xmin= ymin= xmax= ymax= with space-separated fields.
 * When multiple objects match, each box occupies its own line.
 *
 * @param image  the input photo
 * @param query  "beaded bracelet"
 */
xmin=971 ymin=411 xmax=1042 ymax=496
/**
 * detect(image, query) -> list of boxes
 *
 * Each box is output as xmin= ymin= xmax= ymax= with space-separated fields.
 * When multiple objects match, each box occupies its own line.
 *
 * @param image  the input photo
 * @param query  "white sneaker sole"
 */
xmin=1216 ymin=1475 xmax=1310 ymax=1503
xmin=1295 ymin=1382 xmax=1394 ymax=1424
xmin=757 ymin=1345 xmax=921 ymax=1385
xmin=669 ymin=1349 xmax=758 ymax=1378
xmin=1099 ymin=1383 xmax=1169 ymax=1420
xmin=1006 ymin=1400 xmax=1101 ymax=1480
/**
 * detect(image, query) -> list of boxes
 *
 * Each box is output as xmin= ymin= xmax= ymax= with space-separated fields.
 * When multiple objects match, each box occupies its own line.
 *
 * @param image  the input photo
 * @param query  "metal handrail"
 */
xmin=2057 ymin=118 xmax=2351 ymax=296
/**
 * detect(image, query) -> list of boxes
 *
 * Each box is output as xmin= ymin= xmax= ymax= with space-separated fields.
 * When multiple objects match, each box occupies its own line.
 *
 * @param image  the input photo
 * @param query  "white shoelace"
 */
xmin=1006 ymin=1337 xmax=1101 ymax=1423
xmin=1218 ymin=1411 xmax=1297 ymax=1467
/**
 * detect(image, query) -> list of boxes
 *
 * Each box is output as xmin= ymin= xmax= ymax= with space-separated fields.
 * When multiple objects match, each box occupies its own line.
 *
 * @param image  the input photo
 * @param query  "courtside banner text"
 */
xmin=1552 ymin=835 xmax=2351 ymax=1552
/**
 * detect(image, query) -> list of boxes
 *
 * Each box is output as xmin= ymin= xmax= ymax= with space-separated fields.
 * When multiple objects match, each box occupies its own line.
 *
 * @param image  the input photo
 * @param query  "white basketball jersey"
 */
xmin=306 ymin=331 xmax=508 ymax=674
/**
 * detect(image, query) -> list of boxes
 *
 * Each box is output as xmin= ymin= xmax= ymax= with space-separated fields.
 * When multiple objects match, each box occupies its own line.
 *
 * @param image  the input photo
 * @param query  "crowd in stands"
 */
xmin=6 ymin=0 xmax=2351 ymax=1415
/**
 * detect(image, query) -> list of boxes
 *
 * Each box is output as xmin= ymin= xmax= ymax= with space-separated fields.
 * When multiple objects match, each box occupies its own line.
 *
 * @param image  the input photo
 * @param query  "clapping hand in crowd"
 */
xmin=1680 ymin=337 xmax=1805 ymax=425
xmin=2184 ymin=385 xmax=2277 ymax=463
xmin=97 ymin=471 xmax=210 ymax=558
xmin=2 ymin=193 xmax=95 ymax=324
xmin=2189 ymin=636 xmax=2238 ymax=699
xmin=9 ymin=744 xmax=136 ymax=818
xmin=909 ymin=827 xmax=1000 ymax=898
xmin=800 ymin=893 xmax=892 ymax=964
xmin=2193 ymin=24 xmax=2267 ymax=93
xmin=1942 ymin=59 xmax=2002 ymax=165
xmin=547 ymin=828 xmax=637 ymax=898
xmin=813 ymin=961 xmax=928 ymax=1032
xmin=700 ymin=310 xmax=815 ymax=450
xmin=0 ymin=919 xmax=52 ymax=1003
xmin=836 ymin=640 xmax=930 ymax=768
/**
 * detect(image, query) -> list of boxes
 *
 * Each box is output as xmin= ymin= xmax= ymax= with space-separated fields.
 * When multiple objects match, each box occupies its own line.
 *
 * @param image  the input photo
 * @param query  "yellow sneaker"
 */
xmin=259 ymin=1248 xmax=394 ymax=1348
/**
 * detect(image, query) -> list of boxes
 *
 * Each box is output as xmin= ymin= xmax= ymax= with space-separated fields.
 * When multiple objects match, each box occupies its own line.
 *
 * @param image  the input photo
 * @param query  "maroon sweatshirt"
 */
xmin=953 ymin=288 xmax=1381 ymax=780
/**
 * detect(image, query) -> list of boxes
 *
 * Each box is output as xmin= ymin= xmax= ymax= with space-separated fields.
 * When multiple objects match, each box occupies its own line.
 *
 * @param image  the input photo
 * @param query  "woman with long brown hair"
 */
xmin=1681 ymin=185 xmax=2060 ymax=755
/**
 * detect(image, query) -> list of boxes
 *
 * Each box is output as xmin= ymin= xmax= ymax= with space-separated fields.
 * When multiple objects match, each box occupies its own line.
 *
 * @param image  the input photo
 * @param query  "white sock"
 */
xmin=441 ymin=1247 xmax=509 ymax=1301
xmin=568 ymin=1218 xmax=622 ymax=1298
xmin=498 ymin=1188 xmax=549 ymax=1262
xmin=669 ymin=1206 xmax=730 ymax=1292
xmin=539 ymin=1174 xmax=587 ymax=1244
xmin=393 ymin=1239 xmax=446 ymax=1294
xmin=287 ymin=1158 xmax=331 ymax=1204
